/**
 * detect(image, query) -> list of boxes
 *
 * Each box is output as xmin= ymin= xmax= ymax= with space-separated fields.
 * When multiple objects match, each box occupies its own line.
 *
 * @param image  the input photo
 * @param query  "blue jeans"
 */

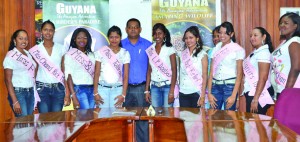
xmin=74 ymin=85 xmax=95 ymax=109
xmin=211 ymin=83 xmax=237 ymax=110
xmin=36 ymin=82 xmax=65 ymax=113
xmin=98 ymin=85 xmax=122 ymax=108
xmin=150 ymin=84 xmax=173 ymax=107
xmin=8 ymin=87 xmax=35 ymax=117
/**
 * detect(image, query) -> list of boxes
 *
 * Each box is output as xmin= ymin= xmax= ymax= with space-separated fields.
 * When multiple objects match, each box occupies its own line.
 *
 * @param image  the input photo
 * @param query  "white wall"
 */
xmin=109 ymin=0 xmax=153 ymax=41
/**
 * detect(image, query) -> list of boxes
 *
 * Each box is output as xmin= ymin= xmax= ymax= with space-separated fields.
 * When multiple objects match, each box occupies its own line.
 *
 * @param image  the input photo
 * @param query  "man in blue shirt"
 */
xmin=122 ymin=18 xmax=152 ymax=142
xmin=122 ymin=18 xmax=151 ymax=107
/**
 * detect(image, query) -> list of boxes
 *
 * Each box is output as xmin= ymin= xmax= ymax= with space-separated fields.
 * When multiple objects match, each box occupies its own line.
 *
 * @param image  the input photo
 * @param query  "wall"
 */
xmin=221 ymin=0 xmax=300 ymax=56
xmin=0 ymin=0 xmax=35 ymax=141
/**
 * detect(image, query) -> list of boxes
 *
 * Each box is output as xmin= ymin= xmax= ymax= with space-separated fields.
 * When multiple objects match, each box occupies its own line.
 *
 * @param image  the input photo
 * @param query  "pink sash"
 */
xmin=181 ymin=48 xmax=203 ymax=95
xmin=6 ymin=50 xmax=41 ymax=109
xmin=186 ymin=111 xmax=203 ymax=142
xmin=243 ymin=56 xmax=274 ymax=107
xmin=29 ymin=45 xmax=65 ymax=85
xmin=273 ymin=67 xmax=300 ymax=88
xmin=272 ymin=39 xmax=300 ymax=88
xmin=98 ymin=46 xmax=123 ymax=81
xmin=66 ymin=48 xmax=94 ymax=78
xmin=145 ymin=45 xmax=179 ymax=99
xmin=212 ymin=42 xmax=243 ymax=75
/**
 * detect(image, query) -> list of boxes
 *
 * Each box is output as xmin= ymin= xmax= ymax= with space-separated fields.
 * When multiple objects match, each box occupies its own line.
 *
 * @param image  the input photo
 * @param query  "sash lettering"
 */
xmin=67 ymin=48 xmax=94 ymax=78
xmin=181 ymin=48 xmax=203 ymax=95
xmin=29 ymin=45 xmax=65 ymax=85
xmin=146 ymin=45 xmax=179 ymax=99
xmin=146 ymin=46 xmax=172 ymax=79
xmin=213 ymin=42 xmax=243 ymax=75
xmin=273 ymin=67 xmax=300 ymax=88
xmin=98 ymin=46 xmax=122 ymax=81
xmin=243 ymin=56 xmax=274 ymax=107
xmin=6 ymin=50 xmax=41 ymax=109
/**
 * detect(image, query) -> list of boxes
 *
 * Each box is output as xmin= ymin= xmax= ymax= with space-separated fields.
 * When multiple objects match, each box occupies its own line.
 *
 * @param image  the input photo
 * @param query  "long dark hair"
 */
xmin=254 ymin=27 xmax=273 ymax=53
xmin=107 ymin=26 xmax=123 ymax=47
xmin=8 ymin=29 xmax=28 ymax=51
xmin=278 ymin=12 xmax=300 ymax=38
xmin=152 ymin=23 xmax=172 ymax=47
xmin=182 ymin=26 xmax=203 ymax=57
xmin=69 ymin=28 xmax=92 ymax=54
xmin=220 ymin=21 xmax=236 ymax=42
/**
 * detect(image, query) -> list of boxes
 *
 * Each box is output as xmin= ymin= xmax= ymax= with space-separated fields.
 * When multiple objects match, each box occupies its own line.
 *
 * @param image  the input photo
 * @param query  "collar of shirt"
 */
xmin=253 ymin=44 xmax=269 ymax=54
xmin=123 ymin=36 xmax=141 ymax=46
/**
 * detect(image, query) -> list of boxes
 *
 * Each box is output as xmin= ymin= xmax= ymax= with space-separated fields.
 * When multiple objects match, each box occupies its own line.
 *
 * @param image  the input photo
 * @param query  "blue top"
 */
xmin=122 ymin=36 xmax=152 ymax=84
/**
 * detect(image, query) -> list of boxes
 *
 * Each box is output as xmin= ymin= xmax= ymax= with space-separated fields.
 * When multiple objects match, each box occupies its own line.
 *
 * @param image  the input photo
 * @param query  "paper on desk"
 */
xmin=112 ymin=109 xmax=137 ymax=116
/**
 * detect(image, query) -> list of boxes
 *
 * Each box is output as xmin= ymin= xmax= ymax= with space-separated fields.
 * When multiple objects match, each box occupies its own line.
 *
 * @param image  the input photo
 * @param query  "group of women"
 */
xmin=3 ymin=12 xmax=300 ymax=117
xmin=208 ymin=12 xmax=300 ymax=114
xmin=4 ymin=21 xmax=130 ymax=117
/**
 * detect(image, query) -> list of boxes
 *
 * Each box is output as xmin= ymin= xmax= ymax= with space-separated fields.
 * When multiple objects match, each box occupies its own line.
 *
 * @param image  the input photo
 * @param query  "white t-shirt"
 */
xmin=271 ymin=36 xmax=300 ymax=93
xmin=36 ymin=42 xmax=68 ymax=83
xmin=243 ymin=45 xmax=272 ymax=93
xmin=179 ymin=49 xmax=207 ymax=94
xmin=3 ymin=48 xmax=37 ymax=88
xmin=95 ymin=48 xmax=130 ymax=85
xmin=149 ymin=43 xmax=176 ymax=82
xmin=211 ymin=41 xmax=245 ymax=80
xmin=64 ymin=51 xmax=95 ymax=85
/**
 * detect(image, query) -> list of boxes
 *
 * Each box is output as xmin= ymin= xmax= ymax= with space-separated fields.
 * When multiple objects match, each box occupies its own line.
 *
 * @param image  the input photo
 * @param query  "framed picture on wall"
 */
xmin=280 ymin=7 xmax=300 ymax=16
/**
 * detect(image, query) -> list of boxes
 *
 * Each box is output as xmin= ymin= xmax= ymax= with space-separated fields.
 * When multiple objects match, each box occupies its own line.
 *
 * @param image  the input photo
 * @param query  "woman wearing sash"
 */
xmin=4 ymin=29 xmax=36 ymax=117
xmin=144 ymin=23 xmax=177 ymax=107
xmin=207 ymin=22 xmax=245 ymax=110
xmin=30 ymin=20 xmax=69 ymax=113
xmin=243 ymin=27 xmax=274 ymax=114
xmin=64 ymin=28 xmax=95 ymax=109
xmin=178 ymin=26 xmax=208 ymax=108
xmin=271 ymin=12 xmax=300 ymax=99
xmin=93 ymin=26 xmax=130 ymax=108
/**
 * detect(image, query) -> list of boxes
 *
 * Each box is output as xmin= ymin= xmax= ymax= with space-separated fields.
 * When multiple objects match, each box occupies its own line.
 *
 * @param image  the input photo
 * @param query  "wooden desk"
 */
xmin=140 ymin=107 xmax=300 ymax=142
xmin=1 ymin=107 xmax=142 ymax=142
xmin=1 ymin=107 xmax=299 ymax=142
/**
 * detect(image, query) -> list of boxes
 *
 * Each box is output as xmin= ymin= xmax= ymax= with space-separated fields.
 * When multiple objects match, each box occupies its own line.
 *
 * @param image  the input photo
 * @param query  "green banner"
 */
xmin=35 ymin=0 xmax=109 ymax=51
xmin=152 ymin=0 xmax=217 ymax=51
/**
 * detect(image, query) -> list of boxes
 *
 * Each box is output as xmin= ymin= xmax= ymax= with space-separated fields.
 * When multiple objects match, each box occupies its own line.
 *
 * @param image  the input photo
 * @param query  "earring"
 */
xmin=14 ymin=41 xmax=16 ymax=46
xmin=262 ymin=40 xmax=265 ymax=45
xmin=163 ymin=37 xmax=166 ymax=42
xmin=196 ymin=41 xmax=200 ymax=48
